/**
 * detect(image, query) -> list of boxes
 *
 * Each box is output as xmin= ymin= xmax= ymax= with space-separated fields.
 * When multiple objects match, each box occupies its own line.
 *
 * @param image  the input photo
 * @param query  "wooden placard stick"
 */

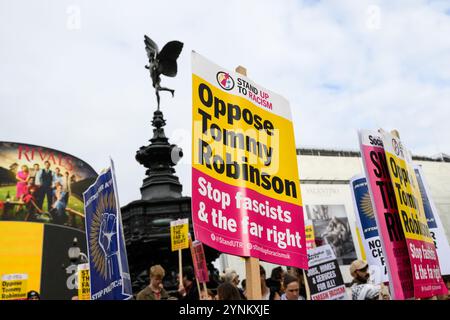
xmin=303 ymin=269 xmax=311 ymax=300
xmin=188 ymin=233 xmax=203 ymax=300
xmin=178 ymin=249 xmax=183 ymax=294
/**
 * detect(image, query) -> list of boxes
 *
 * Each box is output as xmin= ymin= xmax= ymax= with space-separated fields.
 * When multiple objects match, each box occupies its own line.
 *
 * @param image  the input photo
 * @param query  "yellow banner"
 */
xmin=381 ymin=133 xmax=432 ymax=243
xmin=0 ymin=274 xmax=28 ymax=300
xmin=305 ymin=224 xmax=315 ymax=242
xmin=192 ymin=74 xmax=302 ymax=206
xmin=171 ymin=219 xmax=189 ymax=251
xmin=77 ymin=264 xmax=90 ymax=300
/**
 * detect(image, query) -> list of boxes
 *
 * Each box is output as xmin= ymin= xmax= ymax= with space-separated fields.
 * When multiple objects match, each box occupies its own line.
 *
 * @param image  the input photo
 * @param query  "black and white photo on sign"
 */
xmin=305 ymin=205 xmax=357 ymax=265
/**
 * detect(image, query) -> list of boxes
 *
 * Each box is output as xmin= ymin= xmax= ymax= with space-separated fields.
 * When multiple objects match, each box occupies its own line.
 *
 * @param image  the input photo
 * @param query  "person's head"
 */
xmin=55 ymin=167 xmax=60 ymax=175
xmin=223 ymin=269 xmax=240 ymax=287
xmin=241 ymin=279 xmax=246 ymax=291
xmin=202 ymin=289 xmax=216 ymax=300
xmin=27 ymin=290 xmax=40 ymax=300
xmin=259 ymin=265 xmax=267 ymax=289
xmin=44 ymin=161 xmax=50 ymax=170
xmin=28 ymin=177 xmax=35 ymax=185
xmin=287 ymin=267 xmax=301 ymax=279
xmin=181 ymin=266 xmax=195 ymax=287
xmin=350 ymin=260 xmax=370 ymax=283
xmin=271 ymin=266 xmax=285 ymax=281
xmin=29 ymin=185 xmax=37 ymax=195
xmin=55 ymin=182 xmax=62 ymax=190
xmin=217 ymin=282 xmax=242 ymax=300
xmin=283 ymin=275 xmax=300 ymax=300
xmin=149 ymin=265 xmax=165 ymax=288
xmin=65 ymin=171 xmax=69 ymax=177
xmin=21 ymin=165 xmax=29 ymax=173
xmin=33 ymin=163 xmax=39 ymax=171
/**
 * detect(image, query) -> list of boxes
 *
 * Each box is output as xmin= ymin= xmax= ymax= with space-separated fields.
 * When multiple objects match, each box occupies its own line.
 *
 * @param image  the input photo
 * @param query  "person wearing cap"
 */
xmin=349 ymin=260 xmax=389 ymax=300
xmin=27 ymin=290 xmax=40 ymax=300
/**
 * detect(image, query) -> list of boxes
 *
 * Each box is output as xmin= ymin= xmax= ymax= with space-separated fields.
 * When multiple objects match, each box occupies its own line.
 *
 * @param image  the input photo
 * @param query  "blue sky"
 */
xmin=1 ymin=0 xmax=450 ymax=203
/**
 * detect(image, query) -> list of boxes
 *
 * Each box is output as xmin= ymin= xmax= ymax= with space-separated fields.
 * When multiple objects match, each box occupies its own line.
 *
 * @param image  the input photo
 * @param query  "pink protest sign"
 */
xmin=191 ymin=240 xmax=209 ymax=283
xmin=380 ymin=130 xmax=447 ymax=298
xmin=192 ymin=170 xmax=308 ymax=268
xmin=358 ymin=130 xmax=414 ymax=299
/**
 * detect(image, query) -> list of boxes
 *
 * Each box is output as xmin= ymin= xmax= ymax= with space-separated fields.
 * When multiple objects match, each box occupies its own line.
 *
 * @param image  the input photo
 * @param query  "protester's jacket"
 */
xmin=350 ymin=282 xmax=380 ymax=300
xmin=136 ymin=286 xmax=169 ymax=300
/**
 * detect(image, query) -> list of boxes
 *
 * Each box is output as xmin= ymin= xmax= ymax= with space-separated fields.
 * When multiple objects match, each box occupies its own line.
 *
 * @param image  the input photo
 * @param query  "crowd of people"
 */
xmin=134 ymin=260 xmax=450 ymax=301
xmin=23 ymin=259 xmax=450 ymax=300
xmin=136 ymin=264 xmax=308 ymax=301
xmin=13 ymin=161 xmax=73 ymax=224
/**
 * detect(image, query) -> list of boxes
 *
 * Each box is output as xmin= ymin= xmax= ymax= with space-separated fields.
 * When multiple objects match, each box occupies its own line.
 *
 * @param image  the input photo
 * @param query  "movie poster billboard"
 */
xmin=358 ymin=129 xmax=414 ymax=300
xmin=304 ymin=205 xmax=357 ymax=265
xmin=350 ymin=175 xmax=389 ymax=284
xmin=83 ymin=163 xmax=132 ymax=300
xmin=380 ymin=130 xmax=447 ymax=298
xmin=191 ymin=52 xmax=307 ymax=268
xmin=414 ymin=165 xmax=450 ymax=275
xmin=0 ymin=142 xmax=97 ymax=231
xmin=305 ymin=244 xmax=347 ymax=300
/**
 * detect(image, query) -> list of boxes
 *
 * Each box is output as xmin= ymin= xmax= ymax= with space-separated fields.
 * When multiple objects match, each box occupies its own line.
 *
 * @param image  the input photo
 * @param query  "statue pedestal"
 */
xmin=122 ymin=109 xmax=220 ymax=294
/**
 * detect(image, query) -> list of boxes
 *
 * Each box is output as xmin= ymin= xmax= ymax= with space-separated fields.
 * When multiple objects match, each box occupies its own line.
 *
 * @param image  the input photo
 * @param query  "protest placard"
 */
xmin=380 ymin=130 xmax=446 ymax=298
xmin=305 ymin=244 xmax=347 ymax=300
xmin=358 ymin=130 xmax=414 ymax=299
xmin=305 ymin=220 xmax=316 ymax=250
xmin=77 ymin=263 xmax=90 ymax=300
xmin=171 ymin=219 xmax=189 ymax=252
xmin=83 ymin=161 xmax=132 ymax=300
xmin=191 ymin=52 xmax=307 ymax=269
xmin=0 ymin=273 xmax=28 ymax=300
xmin=350 ymin=175 xmax=389 ymax=284
xmin=414 ymin=165 xmax=450 ymax=275
xmin=190 ymin=240 xmax=209 ymax=283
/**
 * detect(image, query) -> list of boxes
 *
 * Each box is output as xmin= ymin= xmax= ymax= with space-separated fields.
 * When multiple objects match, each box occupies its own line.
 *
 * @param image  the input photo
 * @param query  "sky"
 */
xmin=1 ymin=0 xmax=450 ymax=204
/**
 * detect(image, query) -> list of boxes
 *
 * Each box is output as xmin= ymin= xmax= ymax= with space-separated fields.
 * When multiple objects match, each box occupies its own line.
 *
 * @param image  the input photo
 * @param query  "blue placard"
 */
xmin=414 ymin=168 xmax=437 ymax=229
xmin=352 ymin=177 xmax=379 ymax=239
xmin=83 ymin=164 xmax=132 ymax=300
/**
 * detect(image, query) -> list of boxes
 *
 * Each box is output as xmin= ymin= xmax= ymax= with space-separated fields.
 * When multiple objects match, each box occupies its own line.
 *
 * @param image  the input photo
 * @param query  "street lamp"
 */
xmin=68 ymin=237 xmax=88 ymax=264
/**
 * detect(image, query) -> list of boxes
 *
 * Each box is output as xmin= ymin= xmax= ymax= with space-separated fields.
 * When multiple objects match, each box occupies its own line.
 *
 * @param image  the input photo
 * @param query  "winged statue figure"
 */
xmin=144 ymin=35 xmax=183 ymax=110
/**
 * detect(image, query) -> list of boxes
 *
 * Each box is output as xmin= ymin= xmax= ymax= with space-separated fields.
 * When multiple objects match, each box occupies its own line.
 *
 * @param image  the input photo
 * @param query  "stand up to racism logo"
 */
xmin=216 ymin=71 xmax=235 ymax=90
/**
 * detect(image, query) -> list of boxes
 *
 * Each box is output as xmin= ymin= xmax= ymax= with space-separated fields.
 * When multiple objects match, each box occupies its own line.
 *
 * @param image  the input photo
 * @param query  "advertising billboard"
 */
xmin=0 ymin=141 xmax=97 ymax=231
